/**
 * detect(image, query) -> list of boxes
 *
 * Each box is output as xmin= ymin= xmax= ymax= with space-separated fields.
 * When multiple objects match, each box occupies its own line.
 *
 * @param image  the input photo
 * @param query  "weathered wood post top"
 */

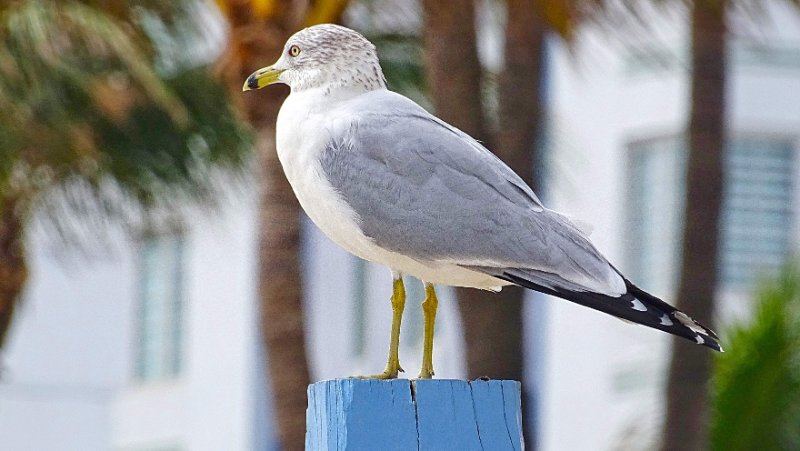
xmin=306 ymin=378 xmax=523 ymax=451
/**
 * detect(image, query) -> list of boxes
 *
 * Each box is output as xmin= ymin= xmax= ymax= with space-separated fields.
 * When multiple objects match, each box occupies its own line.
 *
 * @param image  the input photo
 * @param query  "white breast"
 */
xmin=276 ymin=89 xmax=377 ymax=258
xmin=275 ymin=89 xmax=507 ymax=291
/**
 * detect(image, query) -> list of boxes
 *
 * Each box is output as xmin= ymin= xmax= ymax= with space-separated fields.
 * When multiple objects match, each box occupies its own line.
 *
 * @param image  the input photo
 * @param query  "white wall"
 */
xmin=0 ymin=230 xmax=134 ymax=451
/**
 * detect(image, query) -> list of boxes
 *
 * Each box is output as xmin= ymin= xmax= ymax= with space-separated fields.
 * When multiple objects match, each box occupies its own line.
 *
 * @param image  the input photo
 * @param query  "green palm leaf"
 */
xmin=712 ymin=265 xmax=800 ymax=451
xmin=0 ymin=0 xmax=251 ymax=235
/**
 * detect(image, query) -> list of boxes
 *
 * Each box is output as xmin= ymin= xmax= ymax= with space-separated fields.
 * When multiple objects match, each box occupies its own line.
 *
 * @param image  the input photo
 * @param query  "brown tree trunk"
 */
xmin=423 ymin=1 xmax=546 ymax=448
xmin=493 ymin=4 xmax=546 ymax=449
xmin=660 ymin=2 xmax=727 ymax=450
xmin=496 ymin=0 xmax=546 ymax=194
xmin=422 ymin=0 xmax=488 ymax=143
xmin=423 ymin=0 xmax=499 ymax=376
xmin=0 ymin=196 xmax=28 ymax=353
xmin=218 ymin=2 xmax=352 ymax=448
xmin=423 ymin=0 xmax=513 ymax=380
xmin=254 ymin=116 xmax=309 ymax=451
xmin=246 ymin=51 xmax=310 ymax=451
xmin=219 ymin=5 xmax=310 ymax=449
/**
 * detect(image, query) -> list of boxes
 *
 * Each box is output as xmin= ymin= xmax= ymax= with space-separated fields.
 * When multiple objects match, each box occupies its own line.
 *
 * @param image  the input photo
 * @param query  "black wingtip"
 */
xmin=498 ymin=271 xmax=724 ymax=352
xmin=683 ymin=320 xmax=723 ymax=352
xmin=628 ymin=282 xmax=724 ymax=352
xmin=672 ymin=311 xmax=723 ymax=352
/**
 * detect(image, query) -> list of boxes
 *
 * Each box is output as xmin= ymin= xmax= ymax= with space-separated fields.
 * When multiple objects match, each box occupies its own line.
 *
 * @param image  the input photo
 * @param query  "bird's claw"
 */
xmin=353 ymin=365 xmax=404 ymax=380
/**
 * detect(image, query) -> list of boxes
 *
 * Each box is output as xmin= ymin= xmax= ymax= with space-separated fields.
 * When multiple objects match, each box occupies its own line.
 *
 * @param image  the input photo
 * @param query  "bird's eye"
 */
xmin=288 ymin=45 xmax=301 ymax=57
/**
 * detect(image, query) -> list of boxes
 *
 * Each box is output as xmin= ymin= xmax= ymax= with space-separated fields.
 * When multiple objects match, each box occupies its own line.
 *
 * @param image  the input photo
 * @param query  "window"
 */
xmin=721 ymin=138 xmax=795 ymax=285
xmin=626 ymin=136 xmax=795 ymax=294
xmin=135 ymin=233 xmax=185 ymax=381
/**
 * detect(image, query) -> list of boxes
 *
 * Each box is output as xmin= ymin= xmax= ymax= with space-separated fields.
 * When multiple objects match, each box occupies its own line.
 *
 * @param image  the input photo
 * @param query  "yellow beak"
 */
xmin=242 ymin=65 xmax=284 ymax=91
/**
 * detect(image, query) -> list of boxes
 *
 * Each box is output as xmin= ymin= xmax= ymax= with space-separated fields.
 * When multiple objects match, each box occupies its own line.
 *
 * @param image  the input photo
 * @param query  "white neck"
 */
xmin=285 ymin=62 xmax=386 ymax=95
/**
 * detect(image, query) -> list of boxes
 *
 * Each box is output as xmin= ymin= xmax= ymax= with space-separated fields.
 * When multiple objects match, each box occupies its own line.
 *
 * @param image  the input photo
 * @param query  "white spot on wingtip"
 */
xmin=674 ymin=311 xmax=709 ymax=335
xmin=660 ymin=314 xmax=674 ymax=326
xmin=631 ymin=299 xmax=647 ymax=312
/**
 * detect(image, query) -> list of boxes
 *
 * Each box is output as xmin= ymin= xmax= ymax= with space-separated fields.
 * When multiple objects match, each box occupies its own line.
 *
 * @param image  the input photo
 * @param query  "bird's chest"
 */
xmin=275 ymin=99 xmax=379 ymax=260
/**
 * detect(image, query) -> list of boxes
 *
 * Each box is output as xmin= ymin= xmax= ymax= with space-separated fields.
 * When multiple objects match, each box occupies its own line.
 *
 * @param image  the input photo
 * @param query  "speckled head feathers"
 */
xmin=273 ymin=24 xmax=386 ymax=93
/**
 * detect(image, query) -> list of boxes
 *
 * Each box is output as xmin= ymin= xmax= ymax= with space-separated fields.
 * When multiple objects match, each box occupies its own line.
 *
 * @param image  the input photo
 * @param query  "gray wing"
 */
xmin=321 ymin=98 xmax=623 ymax=295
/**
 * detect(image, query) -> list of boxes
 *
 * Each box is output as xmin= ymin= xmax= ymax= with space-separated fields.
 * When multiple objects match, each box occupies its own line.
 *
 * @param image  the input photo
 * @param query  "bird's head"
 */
xmin=243 ymin=24 xmax=386 ymax=94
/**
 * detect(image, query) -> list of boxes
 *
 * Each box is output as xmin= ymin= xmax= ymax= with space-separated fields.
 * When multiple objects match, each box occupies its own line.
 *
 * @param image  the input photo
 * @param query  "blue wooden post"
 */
xmin=306 ymin=379 xmax=523 ymax=450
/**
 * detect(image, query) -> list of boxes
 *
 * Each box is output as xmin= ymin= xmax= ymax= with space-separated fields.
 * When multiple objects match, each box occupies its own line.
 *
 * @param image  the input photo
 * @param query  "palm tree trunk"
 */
xmin=496 ymin=0 xmax=546 ymax=194
xmin=423 ymin=0 xmax=498 ymax=378
xmin=219 ymin=5 xmax=310 ymax=448
xmin=485 ymin=4 xmax=546 ymax=449
xmin=246 ymin=55 xmax=310 ymax=451
xmin=422 ymin=0 xmax=487 ymax=143
xmin=253 ymin=116 xmax=309 ymax=451
xmin=0 ymin=196 xmax=27 ymax=352
xmin=217 ymin=2 xmax=352 ymax=448
xmin=423 ymin=1 xmax=545 ymax=448
xmin=423 ymin=0 xmax=520 ymax=380
xmin=660 ymin=2 xmax=727 ymax=450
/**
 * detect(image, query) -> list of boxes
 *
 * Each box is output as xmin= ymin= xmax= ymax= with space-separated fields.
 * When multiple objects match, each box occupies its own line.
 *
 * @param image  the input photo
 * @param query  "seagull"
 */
xmin=243 ymin=24 xmax=722 ymax=379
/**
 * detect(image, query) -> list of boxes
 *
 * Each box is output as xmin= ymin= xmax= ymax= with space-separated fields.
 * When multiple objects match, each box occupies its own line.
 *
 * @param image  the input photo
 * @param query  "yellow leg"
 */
xmin=418 ymin=283 xmax=438 ymax=379
xmin=357 ymin=276 xmax=405 ymax=379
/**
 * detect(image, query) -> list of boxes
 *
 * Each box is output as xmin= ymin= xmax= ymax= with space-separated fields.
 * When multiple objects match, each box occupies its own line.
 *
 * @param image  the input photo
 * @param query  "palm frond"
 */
xmin=0 ymin=0 xmax=251 ymax=240
xmin=366 ymin=32 xmax=429 ymax=108
xmin=711 ymin=264 xmax=800 ymax=451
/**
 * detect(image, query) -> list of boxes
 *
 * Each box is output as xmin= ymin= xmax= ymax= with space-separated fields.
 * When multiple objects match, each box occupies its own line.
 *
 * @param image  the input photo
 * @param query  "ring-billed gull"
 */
xmin=243 ymin=24 xmax=721 ymax=379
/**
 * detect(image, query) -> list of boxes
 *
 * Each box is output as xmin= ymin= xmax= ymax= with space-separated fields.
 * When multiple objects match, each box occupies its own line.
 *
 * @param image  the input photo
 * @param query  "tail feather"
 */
xmin=498 ymin=272 xmax=722 ymax=352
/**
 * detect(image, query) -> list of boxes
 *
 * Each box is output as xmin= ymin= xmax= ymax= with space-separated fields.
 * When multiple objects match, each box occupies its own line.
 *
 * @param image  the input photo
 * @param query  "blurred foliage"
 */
xmin=367 ymin=32 xmax=429 ymax=109
xmin=711 ymin=264 xmax=800 ymax=451
xmin=0 ymin=0 xmax=250 ymax=235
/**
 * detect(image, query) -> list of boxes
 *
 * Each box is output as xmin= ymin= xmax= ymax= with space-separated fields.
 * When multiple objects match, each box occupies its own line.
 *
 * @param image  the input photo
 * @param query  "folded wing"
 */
xmin=320 ymin=91 xmax=625 ymax=297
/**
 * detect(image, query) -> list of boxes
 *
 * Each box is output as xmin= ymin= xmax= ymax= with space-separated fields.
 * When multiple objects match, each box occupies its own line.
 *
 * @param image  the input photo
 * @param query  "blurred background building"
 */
xmin=1 ymin=0 xmax=799 ymax=450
